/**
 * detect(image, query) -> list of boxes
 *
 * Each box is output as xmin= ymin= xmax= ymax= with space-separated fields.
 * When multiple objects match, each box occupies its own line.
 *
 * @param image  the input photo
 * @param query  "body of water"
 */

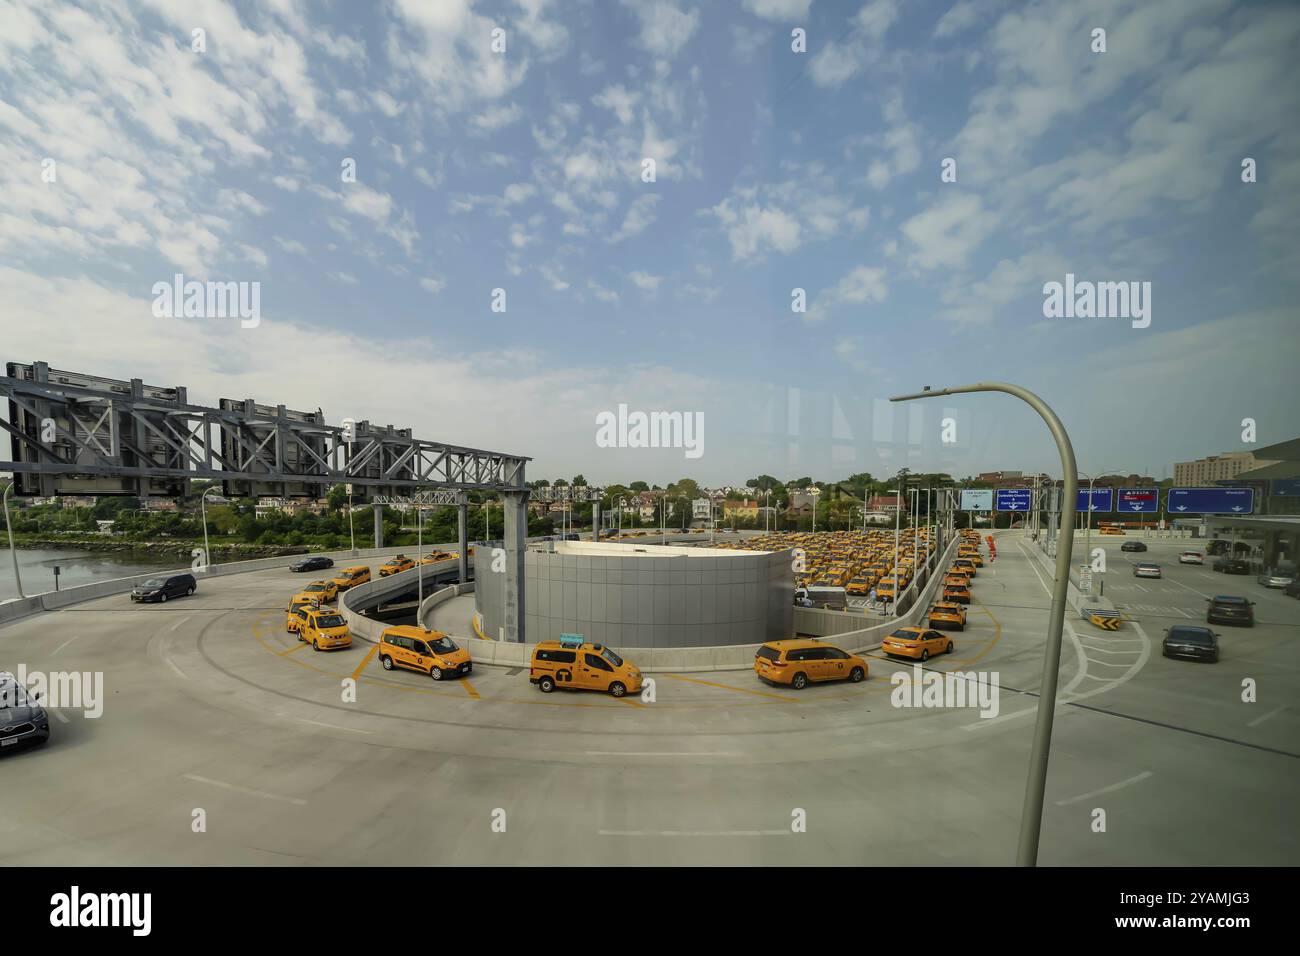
xmin=0 ymin=548 xmax=186 ymax=601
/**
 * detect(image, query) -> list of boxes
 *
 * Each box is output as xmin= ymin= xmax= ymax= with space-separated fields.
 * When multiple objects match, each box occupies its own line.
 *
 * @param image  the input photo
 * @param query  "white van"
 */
xmin=795 ymin=586 xmax=848 ymax=610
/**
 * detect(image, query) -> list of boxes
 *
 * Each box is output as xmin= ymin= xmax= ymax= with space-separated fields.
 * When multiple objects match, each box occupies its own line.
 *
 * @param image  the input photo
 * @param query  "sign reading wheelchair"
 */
xmin=959 ymin=489 xmax=994 ymax=511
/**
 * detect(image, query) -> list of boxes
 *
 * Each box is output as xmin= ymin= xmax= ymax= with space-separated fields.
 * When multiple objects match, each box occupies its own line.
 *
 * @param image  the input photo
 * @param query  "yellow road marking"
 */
xmin=661 ymin=672 xmax=796 ymax=702
xmin=460 ymin=678 xmax=481 ymax=699
xmin=278 ymin=640 xmax=309 ymax=656
xmin=350 ymin=643 xmax=380 ymax=681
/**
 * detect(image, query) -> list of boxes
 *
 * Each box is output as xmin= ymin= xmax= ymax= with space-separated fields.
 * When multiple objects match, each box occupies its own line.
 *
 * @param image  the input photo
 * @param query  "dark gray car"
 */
xmin=1162 ymin=626 xmax=1220 ymax=663
xmin=130 ymin=573 xmax=197 ymax=603
xmin=0 ymin=672 xmax=51 ymax=752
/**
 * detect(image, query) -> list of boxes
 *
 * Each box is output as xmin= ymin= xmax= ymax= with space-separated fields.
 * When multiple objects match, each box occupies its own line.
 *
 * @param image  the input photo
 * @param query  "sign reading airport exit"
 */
xmin=1167 ymin=487 xmax=1255 ymax=515
xmin=1116 ymin=488 xmax=1159 ymax=513
xmin=959 ymin=489 xmax=994 ymax=511
xmin=1076 ymin=488 xmax=1114 ymax=513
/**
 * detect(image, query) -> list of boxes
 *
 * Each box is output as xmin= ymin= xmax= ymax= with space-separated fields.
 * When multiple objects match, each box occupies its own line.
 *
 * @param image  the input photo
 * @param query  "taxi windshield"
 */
xmin=601 ymin=647 xmax=624 ymax=668
xmin=314 ymin=614 xmax=345 ymax=628
xmin=431 ymin=636 xmax=458 ymax=654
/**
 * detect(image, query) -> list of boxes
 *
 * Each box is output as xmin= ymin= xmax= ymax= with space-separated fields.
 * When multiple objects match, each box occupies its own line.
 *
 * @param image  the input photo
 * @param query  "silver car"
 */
xmin=1257 ymin=569 xmax=1296 ymax=589
xmin=1134 ymin=563 xmax=1162 ymax=579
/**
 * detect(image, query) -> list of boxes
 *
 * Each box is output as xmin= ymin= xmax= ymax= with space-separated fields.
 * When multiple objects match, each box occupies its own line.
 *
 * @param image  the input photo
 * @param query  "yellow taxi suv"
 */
xmin=882 ymin=626 xmax=954 ymax=662
xmin=754 ymin=639 xmax=867 ymax=690
xmin=1100 ymin=527 xmax=1126 ymax=536
xmin=286 ymin=597 xmax=318 ymax=633
xmin=952 ymin=558 xmax=978 ymax=578
xmin=942 ymin=582 xmax=972 ymax=605
xmin=959 ymin=550 xmax=984 ymax=567
xmin=297 ymin=607 xmax=352 ymax=651
xmin=378 ymin=555 xmax=416 ymax=577
xmin=299 ymin=579 xmax=338 ymax=602
xmin=331 ymin=566 xmax=370 ymax=591
xmin=378 ymin=625 xmax=472 ymax=680
xmin=530 ymin=637 xmax=642 ymax=698
xmin=927 ymin=602 xmax=966 ymax=631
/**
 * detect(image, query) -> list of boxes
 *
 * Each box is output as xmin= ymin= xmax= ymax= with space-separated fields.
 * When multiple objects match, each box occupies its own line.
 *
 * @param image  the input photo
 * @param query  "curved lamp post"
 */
xmin=200 ymin=485 xmax=222 ymax=575
xmin=891 ymin=382 xmax=1078 ymax=867
xmin=3 ymin=481 xmax=24 ymax=598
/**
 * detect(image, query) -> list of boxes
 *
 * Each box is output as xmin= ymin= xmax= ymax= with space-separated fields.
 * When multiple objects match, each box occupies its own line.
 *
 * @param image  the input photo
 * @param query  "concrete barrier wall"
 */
xmin=0 ymin=542 xmax=454 ymax=629
xmin=1024 ymin=532 xmax=1116 ymax=615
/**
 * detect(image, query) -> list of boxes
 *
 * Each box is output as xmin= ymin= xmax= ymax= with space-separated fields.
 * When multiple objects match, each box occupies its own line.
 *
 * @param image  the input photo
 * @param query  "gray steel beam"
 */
xmin=502 ymin=484 xmax=529 ymax=643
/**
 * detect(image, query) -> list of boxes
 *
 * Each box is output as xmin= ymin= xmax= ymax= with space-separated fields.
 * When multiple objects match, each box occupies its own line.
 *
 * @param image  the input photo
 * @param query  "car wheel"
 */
xmin=159 ymin=592 xmax=168 ymax=603
xmin=609 ymin=681 xmax=627 ymax=698
xmin=187 ymin=586 xmax=195 ymax=596
xmin=791 ymin=672 xmax=808 ymax=690
xmin=430 ymin=667 xmax=443 ymax=681
xmin=380 ymin=655 xmax=394 ymax=671
xmin=313 ymin=641 xmax=320 ymax=652
xmin=921 ymin=649 xmax=930 ymax=662
xmin=849 ymin=667 xmax=865 ymax=683
xmin=946 ymin=642 xmax=955 ymax=654
xmin=538 ymin=675 xmax=556 ymax=693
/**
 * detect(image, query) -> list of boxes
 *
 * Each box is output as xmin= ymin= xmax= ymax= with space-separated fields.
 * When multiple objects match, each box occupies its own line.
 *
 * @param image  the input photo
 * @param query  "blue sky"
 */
xmin=1 ymin=0 xmax=1296 ymax=487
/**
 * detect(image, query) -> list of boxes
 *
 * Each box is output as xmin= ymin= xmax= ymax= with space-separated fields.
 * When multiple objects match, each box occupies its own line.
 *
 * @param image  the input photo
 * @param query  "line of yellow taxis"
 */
xmin=878 ymin=529 xmax=986 ymax=662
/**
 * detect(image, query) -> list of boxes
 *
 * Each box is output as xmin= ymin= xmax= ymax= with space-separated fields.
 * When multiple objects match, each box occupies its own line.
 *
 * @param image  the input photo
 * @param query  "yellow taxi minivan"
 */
xmin=286 ymin=596 xmax=318 ymax=632
xmin=378 ymin=555 xmax=416 ymax=577
xmin=378 ymin=625 xmax=472 ymax=680
xmin=296 ymin=607 xmax=352 ymax=651
xmin=882 ymin=626 xmax=954 ymax=661
xmin=331 ymin=565 xmax=371 ymax=591
xmin=530 ymin=636 xmax=642 ymax=697
xmin=754 ymin=639 xmax=867 ymax=689
xmin=419 ymin=550 xmax=458 ymax=565
xmin=942 ymin=582 xmax=972 ymax=604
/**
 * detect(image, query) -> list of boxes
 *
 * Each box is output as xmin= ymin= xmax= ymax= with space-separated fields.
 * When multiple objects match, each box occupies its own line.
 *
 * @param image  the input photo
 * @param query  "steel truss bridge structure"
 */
xmin=1 ymin=361 xmax=534 ymax=642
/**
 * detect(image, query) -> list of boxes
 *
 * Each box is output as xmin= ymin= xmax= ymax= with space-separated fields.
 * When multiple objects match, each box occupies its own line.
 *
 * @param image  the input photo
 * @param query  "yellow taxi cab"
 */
xmin=927 ymin=601 xmax=966 ymax=631
xmin=942 ymin=582 xmax=972 ymax=604
xmin=1100 ymin=527 xmax=1126 ymax=536
xmin=952 ymin=557 xmax=978 ymax=578
xmin=331 ymin=565 xmax=370 ymax=591
xmin=297 ymin=607 xmax=352 ymax=651
xmin=378 ymin=555 xmax=416 ymax=577
xmin=285 ymin=595 xmax=321 ymax=632
xmin=299 ymin=579 xmax=338 ymax=602
xmin=378 ymin=625 xmax=472 ymax=680
xmin=882 ymin=626 xmax=954 ymax=661
xmin=419 ymin=550 xmax=458 ymax=565
xmin=958 ymin=549 xmax=984 ymax=567
xmin=754 ymin=639 xmax=867 ymax=690
xmin=530 ymin=636 xmax=642 ymax=697
xmin=875 ymin=576 xmax=899 ymax=601
xmin=846 ymin=574 xmax=874 ymax=595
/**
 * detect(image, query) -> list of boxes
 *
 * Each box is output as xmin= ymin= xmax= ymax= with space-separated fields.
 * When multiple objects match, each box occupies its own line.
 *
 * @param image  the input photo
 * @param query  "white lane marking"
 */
xmin=963 ymin=705 xmax=1038 ymax=731
xmin=163 ymin=656 xmax=189 ymax=681
xmin=168 ymin=615 xmax=191 ymax=633
xmin=1083 ymin=657 xmax=1134 ymax=668
xmin=1055 ymin=771 xmax=1153 ymax=806
xmin=181 ymin=774 xmax=308 ymax=805
xmin=50 ymin=635 xmax=81 ymax=656
xmin=297 ymin=718 xmax=372 ymax=735
xmin=1079 ymin=643 xmax=1141 ymax=655
xmin=1247 ymin=705 xmax=1286 ymax=729
xmin=52 ymin=709 xmax=70 ymax=724
xmin=1164 ymin=574 xmax=1212 ymax=601
xmin=598 ymin=829 xmax=790 ymax=837
xmin=586 ymin=751 xmax=739 ymax=757
xmin=1174 ymin=606 xmax=1194 ymax=619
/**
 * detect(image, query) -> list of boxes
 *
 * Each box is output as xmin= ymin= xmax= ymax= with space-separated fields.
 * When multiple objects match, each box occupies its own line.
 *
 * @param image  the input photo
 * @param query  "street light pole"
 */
xmin=3 ymin=482 xmax=25 ymax=598
xmin=891 ymin=382 xmax=1079 ymax=868
xmin=200 ymin=485 xmax=221 ymax=575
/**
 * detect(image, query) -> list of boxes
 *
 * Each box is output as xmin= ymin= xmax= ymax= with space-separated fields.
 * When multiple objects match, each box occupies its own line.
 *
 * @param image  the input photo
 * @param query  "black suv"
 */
xmin=1 ymin=671 xmax=51 ymax=752
xmin=1212 ymin=558 xmax=1250 ymax=574
xmin=130 ymin=573 xmax=197 ymax=603
xmin=1120 ymin=540 xmax=1147 ymax=552
xmin=1206 ymin=595 xmax=1254 ymax=627
xmin=290 ymin=555 xmax=335 ymax=572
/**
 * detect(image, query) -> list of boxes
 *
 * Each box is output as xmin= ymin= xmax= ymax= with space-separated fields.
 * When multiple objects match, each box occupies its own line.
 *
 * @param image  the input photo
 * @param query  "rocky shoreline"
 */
xmin=0 ymin=537 xmax=318 ymax=559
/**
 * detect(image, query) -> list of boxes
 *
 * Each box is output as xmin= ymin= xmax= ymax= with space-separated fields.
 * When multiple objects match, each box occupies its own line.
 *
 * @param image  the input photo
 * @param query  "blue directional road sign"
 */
xmin=1115 ymin=488 xmax=1159 ymax=513
xmin=959 ymin=489 xmax=994 ymax=511
xmin=1167 ymin=487 xmax=1256 ymax=515
xmin=1076 ymin=488 xmax=1114 ymax=513
xmin=995 ymin=489 xmax=1032 ymax=512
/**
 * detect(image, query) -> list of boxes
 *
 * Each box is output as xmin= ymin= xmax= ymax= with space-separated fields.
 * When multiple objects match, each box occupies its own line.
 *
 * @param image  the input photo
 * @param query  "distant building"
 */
xmin=866 ymin=495 xmax=903 ymax=512
xmin=723 ymin=499 xmax=759 ymax=518
xmin=255 ymin=497 xmax=324 ymax=519
xmin=139 ymin=498 xmax=179 ymax=512
xmin=1174 ymin=452 xmax=1278 ymax=487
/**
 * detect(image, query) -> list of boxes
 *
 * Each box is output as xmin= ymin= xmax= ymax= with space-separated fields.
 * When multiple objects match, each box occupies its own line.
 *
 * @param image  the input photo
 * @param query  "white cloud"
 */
xmin=593 ymin=85 xmax=639 ymax=125
xmin=420 ymin=276 xmax=447 ymax=294
xmin=623 ymin=1 xmax=700 ymax=59
xmin=742 ymin=0 xmax=814 ymax=21
xmin=472 ymin=102 xmax=524 ymax=133
xmin=901 ymin=194 xmax=996 ymax=271
xmin=611 ymin=194 xmax=660 ymax=241
xmin=628 ymin=270 xmax=663 ymax=292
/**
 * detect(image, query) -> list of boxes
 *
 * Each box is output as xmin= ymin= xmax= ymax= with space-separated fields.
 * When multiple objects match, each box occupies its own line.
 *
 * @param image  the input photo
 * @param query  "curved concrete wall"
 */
xmin=475 ymin=544 xmax=793 ymax=647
